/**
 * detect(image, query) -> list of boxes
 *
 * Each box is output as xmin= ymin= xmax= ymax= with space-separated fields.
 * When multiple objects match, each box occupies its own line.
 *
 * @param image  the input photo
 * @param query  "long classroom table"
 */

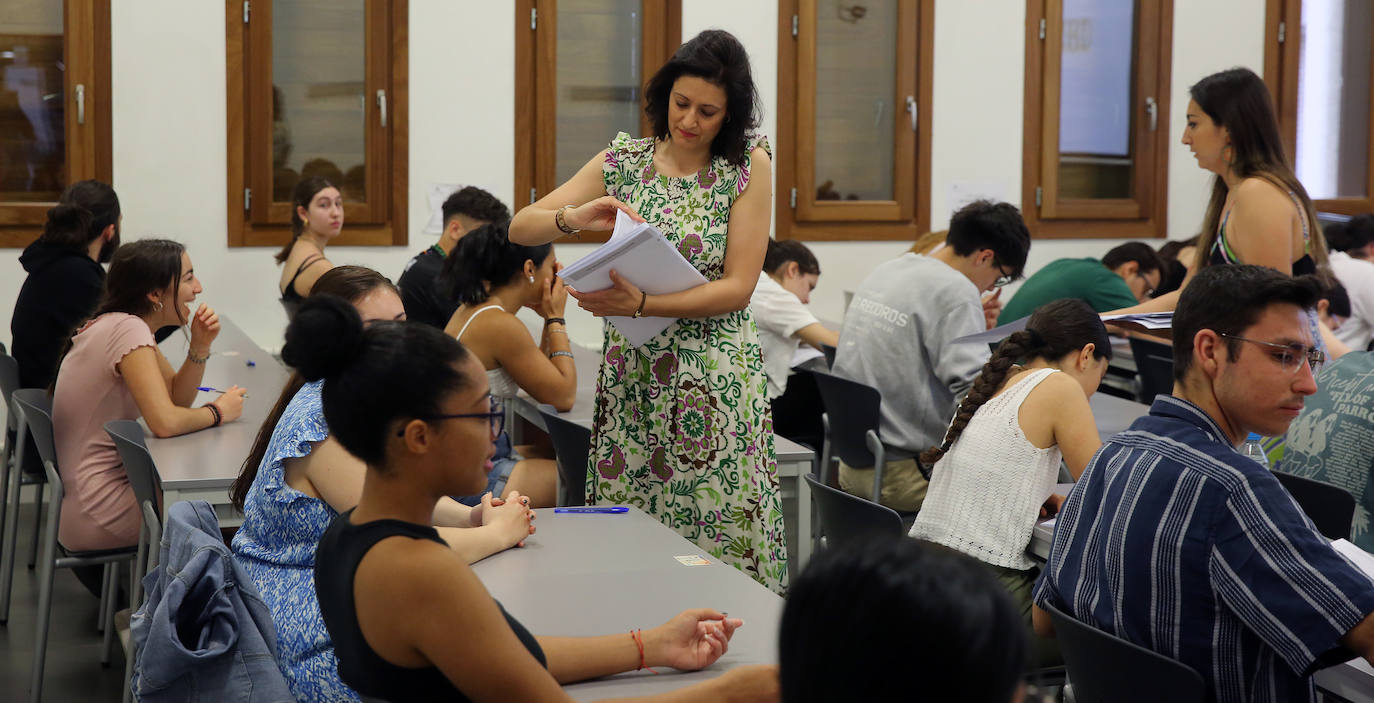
xmin=505 ymin=342 xmax=818 ymax=571
xmin=472 ymin=506 xmax=781 ymax=701
xmin=147 ymin=317 xmax=289 ymax=526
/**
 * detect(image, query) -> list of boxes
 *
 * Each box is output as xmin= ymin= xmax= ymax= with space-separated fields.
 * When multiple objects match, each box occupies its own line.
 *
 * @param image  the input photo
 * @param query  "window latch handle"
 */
xmin=905 ymin=95 xmax=917 ymax=133
xmin=376 ymin=89 xmax=387 ymax=128
xmin=76 ymin=84 xmax=86 ymax=125
xmin=1145 ymin=96 xmax=1158 ymax=133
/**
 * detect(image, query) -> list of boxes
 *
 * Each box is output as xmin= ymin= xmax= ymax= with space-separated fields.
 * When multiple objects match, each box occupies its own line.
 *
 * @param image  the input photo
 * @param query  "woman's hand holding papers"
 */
xmin=566 ymin=196 xmax=644 ymax=232
xmin=568 ymin=269 xmax=644 ymax=318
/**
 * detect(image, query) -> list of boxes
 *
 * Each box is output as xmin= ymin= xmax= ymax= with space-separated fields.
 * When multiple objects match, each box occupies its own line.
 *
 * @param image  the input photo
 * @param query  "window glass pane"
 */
xmin=1057 ymin=0 xmax=1137 ymax=199
xmin=1296 ymin=0 xmax=1371 ymax=200
xmin=555 ymin=0 xmax=642 ymax=187
xmin=272 ymin=1 xmax=366 ymax=204
xmin=813 ymin=0 xmax=897 ymax=202
xmin=0 ymin=1 xmax=65 ymax=203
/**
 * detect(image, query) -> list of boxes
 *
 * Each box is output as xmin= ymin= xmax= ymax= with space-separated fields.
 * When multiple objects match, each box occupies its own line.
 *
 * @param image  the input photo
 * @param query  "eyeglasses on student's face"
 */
xmin=395 ymin=395 xmax=506 ymax=438
xmin=1135 ymin=271 xmax=1157 ymax=299
xmin=1219 ymin=334 xmax=1325 ymax=376
xmin=992 ymin=262 xmax=1016 ymax=289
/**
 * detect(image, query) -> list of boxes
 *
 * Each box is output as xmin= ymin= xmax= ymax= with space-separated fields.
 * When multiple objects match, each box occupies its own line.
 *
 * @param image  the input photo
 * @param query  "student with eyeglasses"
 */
xmin=996 ymin=242 xmax=1166 ymax=325
xmin=832 ymin=199 xmax=1030 ymax=513
xmin=231 ymin=266 xmax=534 ymax=703
xmin=293 ymin=295 xmax=780 ymax=703
xmin=1033 ymin=266 xmax=1374 ymax=703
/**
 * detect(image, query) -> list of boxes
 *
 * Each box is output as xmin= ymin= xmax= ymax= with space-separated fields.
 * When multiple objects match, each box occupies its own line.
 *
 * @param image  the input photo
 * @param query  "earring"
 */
xmin=153 ymin=301 xmax=164 ymax=313
xmin=528 ymin=275 xmax=536 ymax=284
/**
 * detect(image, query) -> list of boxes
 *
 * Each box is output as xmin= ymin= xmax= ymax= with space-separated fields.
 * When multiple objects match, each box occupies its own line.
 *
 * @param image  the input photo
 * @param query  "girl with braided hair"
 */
xmin=908 ymin=298 xmax=1111 ymax=667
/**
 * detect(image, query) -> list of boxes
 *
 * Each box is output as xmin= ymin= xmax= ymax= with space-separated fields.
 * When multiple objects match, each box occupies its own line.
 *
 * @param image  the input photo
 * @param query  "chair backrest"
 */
xmin=811 ymin=370 xmax=883 ymax=468
xmin=538 ymin=407 xmax=591 ymax=507
xmin=819 ymin=344 xmax=837 ymax=369
xmin=1272 ymin=469 xmax=1356 ymax=540
xmin=1043 ymin=601 xmax=1205 ymax=703
xmin=1128 ymin=336 xmax=1174 ymax=403
xmin=1 ymin=351 xmax=18 ymax=433
xmin=104 ymin=420 xmax=163 ymax=520
xmin=804 ymin=474 xmax=902 ymax=549
xmin=12 ymin=389 xmax=57 ymax=469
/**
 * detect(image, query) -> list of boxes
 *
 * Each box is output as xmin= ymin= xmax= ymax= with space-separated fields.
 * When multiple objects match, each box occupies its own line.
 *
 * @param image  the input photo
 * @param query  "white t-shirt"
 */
xmin=1329 ymin=251 xmax=1374 ymax=351
xmin=750 ymin=272 xmax=821 ymax=401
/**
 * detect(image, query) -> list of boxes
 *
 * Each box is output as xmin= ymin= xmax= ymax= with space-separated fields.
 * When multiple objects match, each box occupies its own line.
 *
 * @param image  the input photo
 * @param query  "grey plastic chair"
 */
xmin=803 ymin=474 xmax=902 ymax=552
xmin=538 ymin=405 xmax=590 ymax=507
xmin=1043 ymin=601 xmax=1205 ymax=703
xmin=1272 ymin=469 xmax=1356 ymax=540
xmin=11 ymin=390 xmax=136 ymax=703
xmin=0 ymin=350 xmax=47 ymax=582
xmin=811 ymin=370 xmax=895 ymax=502
xmin=104 ymin=420 xmax=165 ymax=703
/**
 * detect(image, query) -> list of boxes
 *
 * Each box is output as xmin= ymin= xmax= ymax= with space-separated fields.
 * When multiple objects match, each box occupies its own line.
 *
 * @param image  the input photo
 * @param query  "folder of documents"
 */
xmin=557 ymin=211 xmax=707 ymax=347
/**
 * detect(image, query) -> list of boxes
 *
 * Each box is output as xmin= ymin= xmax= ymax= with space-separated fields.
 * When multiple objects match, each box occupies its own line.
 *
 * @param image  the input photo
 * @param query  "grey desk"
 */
xmin=506 ymin=344 xmax=817 ymax=571
xmin=472 ymin=506 xmax=781 ymax=701
xmin=148 ymin=317 xmax=289 ymax=526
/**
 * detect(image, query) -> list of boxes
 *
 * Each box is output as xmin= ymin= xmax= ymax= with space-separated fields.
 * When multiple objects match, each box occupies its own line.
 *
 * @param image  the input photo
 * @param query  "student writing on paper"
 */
xmin=1033 ymin=266 xmax=1374 ymax=703
xmin=441 ymin=221 xmax=566 ymax=508
xmin=290 ymin=296 xmax=778 ymax=703
xmin=231 ymin=266 xmax=535 ymax=702
xmin=508 ymin=30 xmax=787 ymax=593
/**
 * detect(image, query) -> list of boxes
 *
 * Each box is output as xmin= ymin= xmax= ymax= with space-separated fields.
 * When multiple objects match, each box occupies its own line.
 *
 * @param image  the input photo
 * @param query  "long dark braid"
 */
xmin=919 ymin=298 xmax=1112 ymax=468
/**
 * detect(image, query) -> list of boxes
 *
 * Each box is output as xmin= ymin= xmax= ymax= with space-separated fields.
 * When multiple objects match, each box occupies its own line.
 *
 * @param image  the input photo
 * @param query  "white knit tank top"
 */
xmin=909 ymin=367 xmax=1063 ymax=570
xmin=453 ymin=305 xmax=521 ymax=399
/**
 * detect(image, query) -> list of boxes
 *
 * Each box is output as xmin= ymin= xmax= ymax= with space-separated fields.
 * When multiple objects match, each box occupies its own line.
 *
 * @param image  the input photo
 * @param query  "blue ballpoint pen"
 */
xmin=553 ymin=507 xmax=629 ymax=514
xmin=198 ymin=386 xmax=247 ymax=398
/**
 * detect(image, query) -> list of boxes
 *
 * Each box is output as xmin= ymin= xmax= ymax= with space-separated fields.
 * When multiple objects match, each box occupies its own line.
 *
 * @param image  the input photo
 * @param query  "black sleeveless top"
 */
xmin=314 ymin=511 xmax=547 ymax=702
xmin=279 ymin=253 xmax=326 ymax=319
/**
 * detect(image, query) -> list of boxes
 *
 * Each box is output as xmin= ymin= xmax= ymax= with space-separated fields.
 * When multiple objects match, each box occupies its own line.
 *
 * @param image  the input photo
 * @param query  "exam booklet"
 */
xmin=557 ymin=211 xmax=707 ymax=346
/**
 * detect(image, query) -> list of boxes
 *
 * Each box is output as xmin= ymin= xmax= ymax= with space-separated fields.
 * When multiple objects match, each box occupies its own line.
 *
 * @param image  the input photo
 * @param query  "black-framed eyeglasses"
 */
xmin=992 ymin=263 xmax=1017 ymax=288
xmin=1219 ymin=334 xmax=1325 ymax=375
xmin=1135 ymin=271 xmax=1157 ymax=299
xmin=396 ymin=395 xmax=506 ymax=438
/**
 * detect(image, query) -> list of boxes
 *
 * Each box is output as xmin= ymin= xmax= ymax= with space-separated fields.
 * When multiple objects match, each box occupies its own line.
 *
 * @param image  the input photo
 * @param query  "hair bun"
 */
xmin=282 ymin=295 xmax=365 ymax=382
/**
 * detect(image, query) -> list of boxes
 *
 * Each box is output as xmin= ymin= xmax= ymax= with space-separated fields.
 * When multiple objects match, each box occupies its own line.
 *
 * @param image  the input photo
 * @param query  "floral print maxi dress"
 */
xmin=588 ymin=132 xmax=788 ymax=593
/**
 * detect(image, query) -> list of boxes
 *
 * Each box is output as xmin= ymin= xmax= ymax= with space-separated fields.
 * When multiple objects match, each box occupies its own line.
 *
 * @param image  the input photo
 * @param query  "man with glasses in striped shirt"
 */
xmin=1032 ymin=265 xmax=1374 ymax=702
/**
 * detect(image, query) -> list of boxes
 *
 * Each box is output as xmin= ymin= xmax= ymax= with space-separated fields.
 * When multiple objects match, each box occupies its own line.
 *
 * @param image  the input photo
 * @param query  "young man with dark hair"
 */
xmin=1033 ymin=265 xmax=1374 ymax=703
xmin=833 ymin=200 xmax=1030 ymax=512
xmin=11 ymin=180 xmax=122 ymax=390
xmin=997 ymin=241 xmax=1165 ymax=324
xmin=397 ymin=186 xmax=510 ymax=328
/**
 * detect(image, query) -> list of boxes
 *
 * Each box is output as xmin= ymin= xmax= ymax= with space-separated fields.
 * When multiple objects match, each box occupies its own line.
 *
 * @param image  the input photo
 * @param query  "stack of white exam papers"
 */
xmin=556 ymin=210 xmax=707 ymax=347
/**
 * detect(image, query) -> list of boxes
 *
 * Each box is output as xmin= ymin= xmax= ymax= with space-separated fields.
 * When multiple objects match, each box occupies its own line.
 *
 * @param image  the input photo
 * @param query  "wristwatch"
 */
xmin=633 ymin=291 xmax=648 ymax=318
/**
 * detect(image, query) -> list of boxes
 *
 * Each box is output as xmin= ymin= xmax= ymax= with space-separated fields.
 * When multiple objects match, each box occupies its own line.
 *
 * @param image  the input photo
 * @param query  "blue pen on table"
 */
xmin=198 ymin=386 xmax=248 ymax=398
xmin=553 ymin=506 xmax=628 ymax=514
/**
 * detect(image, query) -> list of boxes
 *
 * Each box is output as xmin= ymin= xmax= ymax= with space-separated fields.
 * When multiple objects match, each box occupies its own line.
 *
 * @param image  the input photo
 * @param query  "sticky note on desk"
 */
xmin=675 ymin=555 xmax=711 ymax=566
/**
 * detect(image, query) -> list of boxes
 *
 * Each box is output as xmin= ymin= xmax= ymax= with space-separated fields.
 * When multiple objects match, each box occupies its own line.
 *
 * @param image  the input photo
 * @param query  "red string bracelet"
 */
xmin=630 ymin=629 xmax=658 ymax=674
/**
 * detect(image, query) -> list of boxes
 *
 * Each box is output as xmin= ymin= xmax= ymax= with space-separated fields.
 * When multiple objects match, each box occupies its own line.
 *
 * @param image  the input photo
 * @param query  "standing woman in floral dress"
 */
xmin=510 ymin=30 xmax=785 ymax=592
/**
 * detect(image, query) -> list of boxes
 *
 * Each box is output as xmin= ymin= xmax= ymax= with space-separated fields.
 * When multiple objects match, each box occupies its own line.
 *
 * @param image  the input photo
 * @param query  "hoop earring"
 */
xmin=153 ymin=301 xmax=163 ymax=313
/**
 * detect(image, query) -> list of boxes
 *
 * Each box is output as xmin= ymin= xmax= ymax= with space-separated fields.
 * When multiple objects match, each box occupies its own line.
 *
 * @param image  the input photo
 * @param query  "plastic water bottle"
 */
xmin=1241 ymin=432 xmax=1269 ymax=467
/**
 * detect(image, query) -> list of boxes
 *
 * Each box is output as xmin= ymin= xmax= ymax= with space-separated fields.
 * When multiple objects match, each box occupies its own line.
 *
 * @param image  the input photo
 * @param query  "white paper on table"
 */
xmin=791 ymin=345 xmax=825 ymax=367
xmin=424 ymin=183 xmax=463 ymax=234
xmin=1101 ymin=312 xmax=1174 ymax=330
xmin=557 ymin=211 xmax=707 ymax=347
xmin=951 ymin=316 xmax=1030 ymax=345
xmin=1332 ymin=539 xmax=1374 ymax=578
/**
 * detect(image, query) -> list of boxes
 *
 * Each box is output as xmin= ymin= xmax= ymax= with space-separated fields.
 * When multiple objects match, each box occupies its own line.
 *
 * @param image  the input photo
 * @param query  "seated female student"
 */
xmin=232 ymin=265 xmax=535 ymax=703
xmin=292 ymin=296 xmax=778 ymax=703
xmin=277 ymin=176 xmax=342 ymax=318
xmin=52 ymin=239 xmax=246 ymax=557
xmin=779 ymin=539 xmax=1029 ymax=703
xmin=909 ymin=298 xmax=1109 ymax=667
xmin=441 ymin=221 xmax=566 ymax=508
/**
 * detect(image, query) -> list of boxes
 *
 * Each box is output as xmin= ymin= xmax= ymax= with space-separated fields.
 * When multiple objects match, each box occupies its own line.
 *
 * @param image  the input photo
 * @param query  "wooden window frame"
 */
xmin=1021 ymin=0 xmax=1172 ymax=240
xmin=513 ymin=0 xmax=681 ymax=245
xmin=225 ymin=0 xmax=408 ymax=248
xmin=776 ymin=0 xmax=933 ymax=242
xmin=0 ymin=0 xmax=112 ymax=248
xmin=1264 ymin=0 xmax=1374 ymax=216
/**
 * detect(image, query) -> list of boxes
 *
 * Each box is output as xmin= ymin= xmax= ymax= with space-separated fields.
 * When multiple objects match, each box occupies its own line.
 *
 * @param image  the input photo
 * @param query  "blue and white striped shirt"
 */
xmin=1033 ymin=395 xmax=1374 ymax=702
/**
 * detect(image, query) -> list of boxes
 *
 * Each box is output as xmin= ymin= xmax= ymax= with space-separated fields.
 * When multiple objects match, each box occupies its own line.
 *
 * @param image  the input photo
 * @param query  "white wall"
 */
xmin=1 ymin=0 xmax=1269 ymax=352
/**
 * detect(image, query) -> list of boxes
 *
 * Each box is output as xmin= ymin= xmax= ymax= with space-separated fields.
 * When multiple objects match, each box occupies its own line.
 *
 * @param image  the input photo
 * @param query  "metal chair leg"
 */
xmin=0 ymin=452 xmax=22 ymax=624
xmin=100 ymin=564 xmax=117 ymax=666
xmin=27 ymin=482 xmax=43 ymax=570
xmin=97 ymin=562 xmax=111 ymax=634
xmin=30 ymin=493 xmax=61 ymax=703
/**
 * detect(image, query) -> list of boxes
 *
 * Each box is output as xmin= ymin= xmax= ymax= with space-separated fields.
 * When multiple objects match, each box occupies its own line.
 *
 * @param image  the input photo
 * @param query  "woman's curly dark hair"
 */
xmin=644 ymin=29 xmax=761 ymax=167
xmin=920 ymin=299 xmax=1111 ymax=468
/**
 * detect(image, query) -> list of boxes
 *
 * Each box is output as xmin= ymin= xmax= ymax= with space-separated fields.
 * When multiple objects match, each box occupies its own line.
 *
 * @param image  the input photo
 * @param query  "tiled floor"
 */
xmin=0 ymin=500 xmax=126 ymax=702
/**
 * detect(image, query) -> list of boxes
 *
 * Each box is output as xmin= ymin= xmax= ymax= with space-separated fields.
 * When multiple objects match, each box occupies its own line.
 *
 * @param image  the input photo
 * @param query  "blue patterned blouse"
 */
xmin=231 ymin=380 xmax=359 ymax=702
